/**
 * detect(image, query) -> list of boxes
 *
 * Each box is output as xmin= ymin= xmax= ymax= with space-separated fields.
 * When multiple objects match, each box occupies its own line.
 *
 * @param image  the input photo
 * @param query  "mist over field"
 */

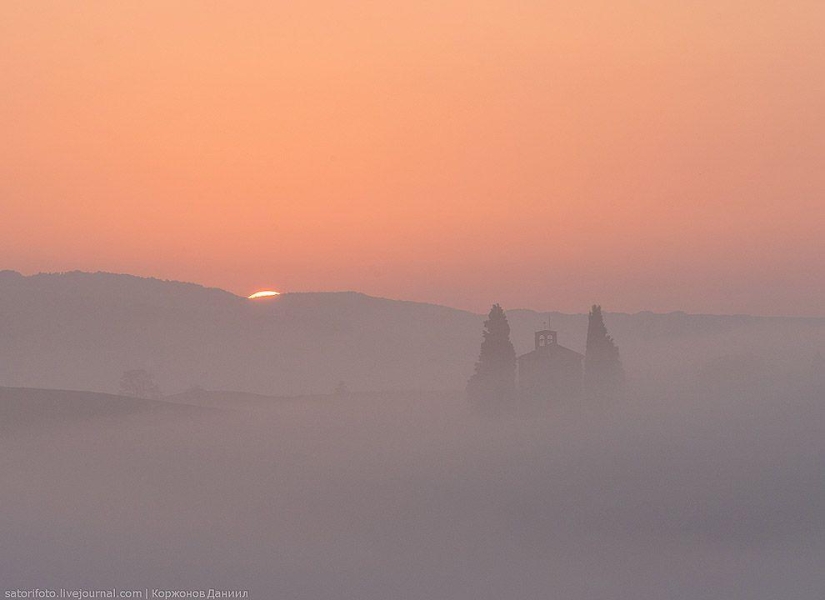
xmin=1 ymin=381 xmax=823 ymax=599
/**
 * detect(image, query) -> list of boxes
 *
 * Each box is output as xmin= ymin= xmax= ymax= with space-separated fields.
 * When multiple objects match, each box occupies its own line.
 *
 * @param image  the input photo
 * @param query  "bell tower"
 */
xmin=535 ymin=329 xmax=557 ymax=349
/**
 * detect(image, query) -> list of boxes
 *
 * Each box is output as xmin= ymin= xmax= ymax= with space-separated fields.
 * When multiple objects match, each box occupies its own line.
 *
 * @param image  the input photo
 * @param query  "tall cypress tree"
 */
xmin=467 ymin=304 xmax=516 ymax=409
xmin=584 ymin=305 xmax=624 ymax=396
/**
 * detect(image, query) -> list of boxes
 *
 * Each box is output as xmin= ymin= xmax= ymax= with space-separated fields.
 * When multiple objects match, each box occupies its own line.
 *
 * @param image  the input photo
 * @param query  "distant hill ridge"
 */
xmin=0 ymin=269 xmax=240 ymax=306
xmin=1 ymin=270 xmax=823 ymax=395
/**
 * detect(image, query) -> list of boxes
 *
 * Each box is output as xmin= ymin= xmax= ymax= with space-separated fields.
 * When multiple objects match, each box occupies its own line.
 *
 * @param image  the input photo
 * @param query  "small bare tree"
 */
xmin=119 ymin=369 xmax=161 ymax=399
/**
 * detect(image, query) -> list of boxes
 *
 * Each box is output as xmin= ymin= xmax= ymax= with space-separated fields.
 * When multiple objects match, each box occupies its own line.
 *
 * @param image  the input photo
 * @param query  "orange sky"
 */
xmin=2 ymin=1 xmax=823 ymax=315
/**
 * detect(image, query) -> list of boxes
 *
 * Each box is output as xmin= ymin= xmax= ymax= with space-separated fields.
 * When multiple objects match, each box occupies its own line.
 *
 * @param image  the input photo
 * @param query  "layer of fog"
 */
xmin=1 ymin=378 xmax=822 ymax=599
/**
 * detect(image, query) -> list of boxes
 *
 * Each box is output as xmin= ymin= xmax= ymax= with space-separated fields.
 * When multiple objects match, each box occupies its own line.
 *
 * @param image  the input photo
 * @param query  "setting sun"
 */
xmin=248 ymin=291 xmax=281 ymax=300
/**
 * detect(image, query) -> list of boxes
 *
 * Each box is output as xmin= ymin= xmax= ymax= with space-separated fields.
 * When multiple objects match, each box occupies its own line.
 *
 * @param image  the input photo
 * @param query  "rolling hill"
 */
xmin=0 ymin=385 xmax=208 ymax=433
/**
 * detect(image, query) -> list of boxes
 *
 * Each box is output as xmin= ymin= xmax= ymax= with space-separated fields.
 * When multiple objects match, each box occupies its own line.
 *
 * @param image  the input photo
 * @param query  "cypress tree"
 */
xmin=584 ymin=305 xmax=624 ymax=396
xmin=467 ymin=304 xmax=517 ymax=410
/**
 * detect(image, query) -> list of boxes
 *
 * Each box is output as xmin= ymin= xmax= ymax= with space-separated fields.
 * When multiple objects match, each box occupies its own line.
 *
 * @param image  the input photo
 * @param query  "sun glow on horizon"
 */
xmin=248 ymin=290 xmax=281 ymax=300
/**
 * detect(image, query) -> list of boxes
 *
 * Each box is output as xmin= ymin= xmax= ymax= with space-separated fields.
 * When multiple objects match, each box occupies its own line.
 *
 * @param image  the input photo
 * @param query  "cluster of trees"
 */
xmin=467 ymin=303 xmax=624 ymax=409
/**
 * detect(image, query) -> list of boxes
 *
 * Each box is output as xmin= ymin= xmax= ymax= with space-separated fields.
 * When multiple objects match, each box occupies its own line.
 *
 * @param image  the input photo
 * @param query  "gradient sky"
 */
xmin=2 ymin=1 xmax=823 ymax=315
